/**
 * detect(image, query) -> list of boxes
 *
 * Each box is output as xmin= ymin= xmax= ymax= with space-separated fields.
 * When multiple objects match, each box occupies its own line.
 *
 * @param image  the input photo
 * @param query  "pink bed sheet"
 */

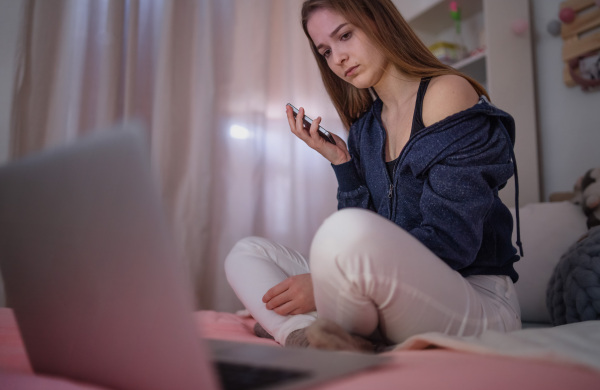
xmin=1 ymin=307 xmax=598 ymax=390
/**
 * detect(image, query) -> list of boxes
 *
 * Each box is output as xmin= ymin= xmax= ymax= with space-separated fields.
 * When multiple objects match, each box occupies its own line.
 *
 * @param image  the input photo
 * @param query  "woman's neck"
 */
xmin=372 ymin=66 xmax=420 ymax=113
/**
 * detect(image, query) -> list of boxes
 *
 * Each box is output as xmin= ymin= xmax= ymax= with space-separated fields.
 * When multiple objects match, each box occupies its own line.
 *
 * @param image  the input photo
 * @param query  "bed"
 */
xmin=1 ymin=201 xmax=599 ymax=389
xmin=1 ymin=308 xmax=599 ymax=390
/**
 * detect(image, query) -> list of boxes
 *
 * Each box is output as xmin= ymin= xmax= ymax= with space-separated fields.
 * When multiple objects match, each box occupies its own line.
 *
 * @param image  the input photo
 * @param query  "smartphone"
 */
xmin=287 ymin=103 xmax=336 ymax=145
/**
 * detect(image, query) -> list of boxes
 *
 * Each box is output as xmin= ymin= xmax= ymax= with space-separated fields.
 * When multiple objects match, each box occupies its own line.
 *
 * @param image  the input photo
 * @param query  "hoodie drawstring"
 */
xmin=507 ymin=139 xmax=524 ymax=257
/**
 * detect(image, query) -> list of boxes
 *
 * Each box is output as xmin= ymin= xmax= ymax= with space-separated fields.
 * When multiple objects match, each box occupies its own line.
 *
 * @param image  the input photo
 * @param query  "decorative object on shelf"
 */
xmin=557 ymin=0 xmax=600 ymax=91
xmin=547 ymin=19 xmax=562 ymax=36
xmin=449 ymin=1 xmax=462 ymax=34
xmin=559 ymin=7 xmax=577 ymax=24
xmin=446 ymin=1 xmax=467 ymax=63
xmin=569 ymin=52 xmax=600 ymax=90
xmin=511 ymin=19 xmax=529 ymax=36
xmin=428 ymin=41 xmax=466 ymax=65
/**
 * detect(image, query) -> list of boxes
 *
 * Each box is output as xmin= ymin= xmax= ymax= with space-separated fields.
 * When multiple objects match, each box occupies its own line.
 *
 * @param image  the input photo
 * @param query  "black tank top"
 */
xmin=386 ymin=77 xmax=431 ymax=179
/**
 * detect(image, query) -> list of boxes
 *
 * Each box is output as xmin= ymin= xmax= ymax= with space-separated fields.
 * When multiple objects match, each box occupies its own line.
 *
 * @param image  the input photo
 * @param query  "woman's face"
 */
xmin=307 ymin=8 xmax=389 ymax=89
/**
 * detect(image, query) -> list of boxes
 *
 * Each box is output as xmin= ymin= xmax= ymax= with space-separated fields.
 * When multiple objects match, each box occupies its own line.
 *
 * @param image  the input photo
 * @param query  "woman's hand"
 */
xmin=262 ymin=273 xmax=316 ymax=315
xmin=286 ymin=105 xmax=350 ymax=165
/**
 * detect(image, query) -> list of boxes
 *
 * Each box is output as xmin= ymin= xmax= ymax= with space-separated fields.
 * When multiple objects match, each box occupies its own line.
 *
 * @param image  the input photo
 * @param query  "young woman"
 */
xmin=225 ymin=0 xmax=523 ymax=351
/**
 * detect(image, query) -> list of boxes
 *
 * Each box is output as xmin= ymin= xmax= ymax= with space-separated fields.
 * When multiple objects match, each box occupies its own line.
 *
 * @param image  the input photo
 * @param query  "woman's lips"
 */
xmin=345 ymin=65 xmax=358 ymax=77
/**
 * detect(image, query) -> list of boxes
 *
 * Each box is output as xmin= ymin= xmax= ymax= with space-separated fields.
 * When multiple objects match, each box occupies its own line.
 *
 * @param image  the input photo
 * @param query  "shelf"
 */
xmin=451 ymin=50 xmax=487 ymax=84
xmin=452 ymin=49 xmax=486 ymax=70
xmin=404 ymin=0 xmax=483 ymax=36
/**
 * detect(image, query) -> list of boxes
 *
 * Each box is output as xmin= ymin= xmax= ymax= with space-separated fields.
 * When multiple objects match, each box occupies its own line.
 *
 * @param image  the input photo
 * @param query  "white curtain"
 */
xmin=5 ymin=0 xmax=342 ymax=311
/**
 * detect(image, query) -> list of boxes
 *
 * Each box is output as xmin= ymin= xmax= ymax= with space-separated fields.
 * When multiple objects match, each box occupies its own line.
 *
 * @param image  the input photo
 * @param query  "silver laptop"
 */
xmin=0 ymin=121 xmax=386 ymax=390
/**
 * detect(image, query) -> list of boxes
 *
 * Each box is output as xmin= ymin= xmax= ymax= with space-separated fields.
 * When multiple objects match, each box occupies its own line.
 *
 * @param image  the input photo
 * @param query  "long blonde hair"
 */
xmin=301 ymin=0 xmax=489 ymax=129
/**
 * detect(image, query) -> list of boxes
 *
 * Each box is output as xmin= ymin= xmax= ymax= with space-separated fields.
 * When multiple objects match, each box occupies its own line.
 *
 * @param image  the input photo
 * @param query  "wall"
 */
xmin=0 ymin=0 xmax=21 ymax=165
xmin=531 ymin=0 xmax=600 ymax=198
xmin=0 ymin=0 xmax=22 ymax=307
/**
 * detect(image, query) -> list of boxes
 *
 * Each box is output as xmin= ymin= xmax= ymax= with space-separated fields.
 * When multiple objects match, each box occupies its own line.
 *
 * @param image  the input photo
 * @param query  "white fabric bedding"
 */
xmin=396 ymin=320 xmax=600 ymax=372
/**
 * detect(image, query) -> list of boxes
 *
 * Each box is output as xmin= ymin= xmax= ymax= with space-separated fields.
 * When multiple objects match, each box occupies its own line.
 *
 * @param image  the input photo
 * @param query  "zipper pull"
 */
xmin=388 ymin=184 xmax=393 ymax=198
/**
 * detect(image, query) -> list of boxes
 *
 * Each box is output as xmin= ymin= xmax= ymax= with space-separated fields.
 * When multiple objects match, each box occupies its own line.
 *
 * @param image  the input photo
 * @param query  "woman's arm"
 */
xmin=286 ymin=104 xmax=374 ymax=211
xmin=332 ymin=160 xmax=373 ymax=210
xmin=331 ymin=121 xmax=374 ymax=211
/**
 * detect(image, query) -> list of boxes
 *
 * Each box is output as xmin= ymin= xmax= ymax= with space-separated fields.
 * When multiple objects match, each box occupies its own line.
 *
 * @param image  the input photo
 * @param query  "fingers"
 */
xmin=285 ymin=105 xmax=351 ymax=165
xmin=303 ymin=114 xmax=324 ymax=144
xmin=262 ymin=279 xmax=289 ymax=303
xmin=273 ymin=301 xmax=298 ymax=316
xmin=270 ymin=298 xmax=311 ymax=316
xmin=296 ymin=107 xmax=307 ymax=133
xmin=286 ymin=105 xmax=323 ymax=146
xmin=309 ymin=117 xmax=324 ymax=141
xmin=331 ymin=132 xmax=347 ymax=149
xmin=265 ymin=290 xmax=298 ymax=315
xmin=262 ymin=279 xmax=299 ymax=313
xmin=285 ymin=105 xmax=297 ymax=131
xmin=285 ymin=105 xmax=304 ymax=140
xmin=264 ymin=289 xmax=291 ymax=311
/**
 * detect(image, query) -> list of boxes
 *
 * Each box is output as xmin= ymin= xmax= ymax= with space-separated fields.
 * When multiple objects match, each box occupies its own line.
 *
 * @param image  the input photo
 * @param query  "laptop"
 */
xmin=0 ymin=121 xmax=387 ymax=390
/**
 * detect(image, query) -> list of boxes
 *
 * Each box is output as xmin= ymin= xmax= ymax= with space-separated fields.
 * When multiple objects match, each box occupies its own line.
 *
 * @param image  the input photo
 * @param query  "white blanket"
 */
xmin=395 ymin=321 xmax=600 ymax=372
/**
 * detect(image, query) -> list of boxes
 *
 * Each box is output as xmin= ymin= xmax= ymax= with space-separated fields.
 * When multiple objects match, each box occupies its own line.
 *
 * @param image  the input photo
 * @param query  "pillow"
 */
xmin=510 ymin=202 xmax=587 ymax=323
xmin=546 ymin=226 xmax=600 ymax=325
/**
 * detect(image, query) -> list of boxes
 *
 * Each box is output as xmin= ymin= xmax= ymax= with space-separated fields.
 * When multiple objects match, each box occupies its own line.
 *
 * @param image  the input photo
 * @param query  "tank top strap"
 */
xmin=411 ymin=77 xmax=432 ymax=135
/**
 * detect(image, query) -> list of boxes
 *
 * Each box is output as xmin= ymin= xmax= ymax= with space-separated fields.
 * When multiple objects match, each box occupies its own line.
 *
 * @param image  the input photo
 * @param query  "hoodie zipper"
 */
xmin=388 ymin=156 xmax=400 ymax=198
xmin=387 ymin=156 xmax=402 ymax=222
xmin=386 ymin=126 xmax=429 ymax=219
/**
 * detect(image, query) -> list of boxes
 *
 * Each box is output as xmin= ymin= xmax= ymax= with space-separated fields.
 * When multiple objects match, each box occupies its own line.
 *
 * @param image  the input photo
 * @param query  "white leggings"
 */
xmin=225 ymin=208 xmax=521 ymax=346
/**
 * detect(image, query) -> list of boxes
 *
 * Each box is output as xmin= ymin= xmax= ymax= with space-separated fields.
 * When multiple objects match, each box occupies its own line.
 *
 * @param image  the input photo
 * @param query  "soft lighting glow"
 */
xmin=229 ymin=125 xmax=251 ymax=139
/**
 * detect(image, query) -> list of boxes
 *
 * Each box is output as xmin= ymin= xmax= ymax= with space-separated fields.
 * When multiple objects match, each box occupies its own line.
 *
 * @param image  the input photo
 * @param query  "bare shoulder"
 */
xmin=422 ymin=75 xmax=480 ymax=127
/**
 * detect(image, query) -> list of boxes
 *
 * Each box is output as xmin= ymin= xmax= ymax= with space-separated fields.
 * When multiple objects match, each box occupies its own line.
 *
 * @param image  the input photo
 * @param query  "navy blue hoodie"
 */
xmin=332 ymin=96 xmax=521 ymax=282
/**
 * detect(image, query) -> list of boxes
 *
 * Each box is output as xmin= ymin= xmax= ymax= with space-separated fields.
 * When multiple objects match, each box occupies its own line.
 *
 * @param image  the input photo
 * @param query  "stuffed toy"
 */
xmin=572 ymin=167 xmax=600 ymax=229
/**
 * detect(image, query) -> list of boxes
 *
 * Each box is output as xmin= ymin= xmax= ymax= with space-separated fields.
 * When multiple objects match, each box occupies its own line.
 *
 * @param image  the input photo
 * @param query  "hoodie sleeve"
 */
xmin=409 ymin=124 xmax=515 ymax=270
xmin=331 ymin=161 xmax=371 ymax=209
xmin=331 ymin=123 xmax=374 ymax=211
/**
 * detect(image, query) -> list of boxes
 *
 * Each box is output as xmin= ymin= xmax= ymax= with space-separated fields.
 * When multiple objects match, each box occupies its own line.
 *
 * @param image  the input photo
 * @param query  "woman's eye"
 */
xmin=322 ymin=49 xmax=331 ymax=58
xmin=340 ymin=31 xmax=352 ymax=41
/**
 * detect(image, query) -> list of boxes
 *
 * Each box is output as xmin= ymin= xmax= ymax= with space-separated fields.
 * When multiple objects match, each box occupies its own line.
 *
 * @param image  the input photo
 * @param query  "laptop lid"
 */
xmin=0 ymin=122 xmax=219 ymax=390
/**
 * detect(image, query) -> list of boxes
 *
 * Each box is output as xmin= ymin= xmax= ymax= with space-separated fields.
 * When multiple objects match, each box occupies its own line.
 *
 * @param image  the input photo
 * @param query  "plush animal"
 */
xmin=572 ymin=168 xmax=600 ymax=229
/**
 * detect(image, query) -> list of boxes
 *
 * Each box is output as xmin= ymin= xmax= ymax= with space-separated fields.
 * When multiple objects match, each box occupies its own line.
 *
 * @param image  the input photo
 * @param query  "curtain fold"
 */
xmin=5 ymin=0 xmax=341 ymax=312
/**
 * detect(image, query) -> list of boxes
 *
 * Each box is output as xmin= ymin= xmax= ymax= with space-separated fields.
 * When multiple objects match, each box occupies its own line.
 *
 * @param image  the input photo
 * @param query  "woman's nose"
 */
xmin=332 ymin=50 xmax=348 ymax=65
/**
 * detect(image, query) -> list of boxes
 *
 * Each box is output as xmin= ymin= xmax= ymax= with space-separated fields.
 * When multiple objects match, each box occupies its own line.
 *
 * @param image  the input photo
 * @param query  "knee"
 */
xmin=311 ymin=209 xmax=384 ymax=257
xmin=310 ymin=209 xmax=413 ymax=276
xmin=310 ymin=209 xmax=379 ymax=272
xmin=224 ymin=236 xmax=268 ymax=276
